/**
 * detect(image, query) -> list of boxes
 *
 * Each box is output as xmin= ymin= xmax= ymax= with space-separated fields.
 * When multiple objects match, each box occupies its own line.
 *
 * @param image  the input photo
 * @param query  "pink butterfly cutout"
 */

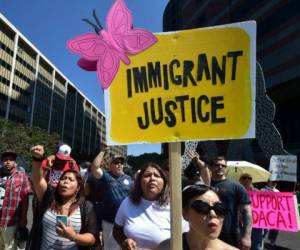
xmin=67 ymin=0 xmax=158 ymax=89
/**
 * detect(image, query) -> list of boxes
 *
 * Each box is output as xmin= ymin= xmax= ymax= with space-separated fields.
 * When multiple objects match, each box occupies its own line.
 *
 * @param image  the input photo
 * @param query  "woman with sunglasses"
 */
xmin=158 ymin=185 xmax=238 ymax=250
xmin=113 ymin=162 xmax=188 ymax=250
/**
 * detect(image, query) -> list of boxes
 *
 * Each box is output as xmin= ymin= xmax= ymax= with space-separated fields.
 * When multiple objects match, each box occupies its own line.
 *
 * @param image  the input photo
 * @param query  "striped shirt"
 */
xmin=40 ymin=207 xmax=81 ymax=250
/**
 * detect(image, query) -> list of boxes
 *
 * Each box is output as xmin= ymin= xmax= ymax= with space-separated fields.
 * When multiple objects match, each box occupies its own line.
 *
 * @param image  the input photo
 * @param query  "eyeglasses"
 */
xmin=241 ymin=176 xmax=252 ymax=180
xmin=190 ymin=200 xmax=227 ymax=217
xmin=213 ymin=163 xmax=226 ymax=168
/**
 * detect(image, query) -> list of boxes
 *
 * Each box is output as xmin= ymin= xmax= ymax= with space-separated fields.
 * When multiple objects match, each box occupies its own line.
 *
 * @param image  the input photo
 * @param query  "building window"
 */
xmin=0 ymin=58 xmax=12 ymax=71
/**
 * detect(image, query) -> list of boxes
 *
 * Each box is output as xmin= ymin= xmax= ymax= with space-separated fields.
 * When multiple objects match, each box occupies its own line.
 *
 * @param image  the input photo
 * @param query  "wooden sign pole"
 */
xmin=169 ymin=142 xmax=182 ymax=250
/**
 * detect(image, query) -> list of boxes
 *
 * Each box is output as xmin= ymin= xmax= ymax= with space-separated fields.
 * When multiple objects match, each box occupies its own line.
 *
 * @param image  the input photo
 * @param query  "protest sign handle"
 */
xmin=293 ymin=195 xmax=300 ymax=231
xmin=169 ymin=142 xmax=182 ymax=250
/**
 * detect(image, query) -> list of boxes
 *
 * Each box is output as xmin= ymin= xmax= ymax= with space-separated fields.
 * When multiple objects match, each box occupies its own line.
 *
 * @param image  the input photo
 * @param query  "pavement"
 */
xmin=265 ymin=231 xmax=300 ymax=250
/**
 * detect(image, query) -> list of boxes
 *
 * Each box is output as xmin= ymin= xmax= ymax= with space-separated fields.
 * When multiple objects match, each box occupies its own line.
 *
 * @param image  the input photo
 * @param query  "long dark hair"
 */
xmin=182 ymin=184 xmax=220 ymax=208
xmin=130 ymin=162 xmax=169 ymax=206
xmin=51 ymin=170 xmax=84 ymax=215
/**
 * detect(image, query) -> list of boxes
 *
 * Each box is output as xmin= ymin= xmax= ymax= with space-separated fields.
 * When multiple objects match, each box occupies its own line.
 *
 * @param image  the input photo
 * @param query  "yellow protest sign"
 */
xmin=104 ymin=21 xmax=256 ymax=144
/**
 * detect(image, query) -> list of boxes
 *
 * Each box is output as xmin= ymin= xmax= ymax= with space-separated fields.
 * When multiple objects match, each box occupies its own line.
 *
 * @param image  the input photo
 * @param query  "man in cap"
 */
xmin=41 ymin=143 xmax=80 ymax=188
xmin=89 ymin=144 xmax=132 ymax=250
xmin=0 ymin=150 xmax=32 ymax=250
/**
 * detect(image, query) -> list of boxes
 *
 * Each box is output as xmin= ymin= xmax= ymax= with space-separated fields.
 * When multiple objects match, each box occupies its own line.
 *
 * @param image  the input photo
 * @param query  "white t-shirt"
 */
xmin=115 ymin=197 xmax=188 ymax=249
xmin=0 ymin=176 xmax=8 ymax=209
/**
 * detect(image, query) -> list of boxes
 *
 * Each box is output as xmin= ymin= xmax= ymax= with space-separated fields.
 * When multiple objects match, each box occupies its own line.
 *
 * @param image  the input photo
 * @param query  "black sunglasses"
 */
xmin=190 ymin=200 xmax=227 ymax=216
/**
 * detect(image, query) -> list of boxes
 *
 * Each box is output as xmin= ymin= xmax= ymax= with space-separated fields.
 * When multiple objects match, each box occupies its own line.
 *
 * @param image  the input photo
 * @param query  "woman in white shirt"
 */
xmin=113 ymin=162 xmax=186 ymax=250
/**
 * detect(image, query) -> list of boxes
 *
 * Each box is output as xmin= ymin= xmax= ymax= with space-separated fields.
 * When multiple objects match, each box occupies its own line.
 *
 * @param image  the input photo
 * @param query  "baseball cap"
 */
xmin=56 ymin=143 xmax=72 ymax=161
xmin=1 ymin=149 xmax=17 ymax=160
xmin=111 ymin=155 xmax=125 ymax=163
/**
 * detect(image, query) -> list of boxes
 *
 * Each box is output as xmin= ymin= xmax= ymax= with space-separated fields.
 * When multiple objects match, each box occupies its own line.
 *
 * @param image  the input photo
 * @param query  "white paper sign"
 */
xmin=269 ymin=155 xmax=297 ymax=182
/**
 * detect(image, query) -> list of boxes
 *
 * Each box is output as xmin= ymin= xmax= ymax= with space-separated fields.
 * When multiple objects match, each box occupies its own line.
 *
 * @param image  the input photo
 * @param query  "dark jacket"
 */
xmin=26 ymin=188 xmax=99 ymax=250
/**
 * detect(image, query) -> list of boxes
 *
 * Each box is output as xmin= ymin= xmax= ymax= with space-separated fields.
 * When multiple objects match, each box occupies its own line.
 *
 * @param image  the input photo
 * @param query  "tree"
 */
xmin=127 ymin=153 xmax=165 ymax=173
xmin=0 ymin=118 xmax=60 ymax=171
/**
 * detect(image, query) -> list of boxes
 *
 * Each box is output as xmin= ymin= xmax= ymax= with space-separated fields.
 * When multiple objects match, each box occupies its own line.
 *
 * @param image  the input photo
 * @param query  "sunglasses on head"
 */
xmin=190 ymin=200 xmax=227 ymax=216
xmin=241 ymin=176 xmax=252 ymax=180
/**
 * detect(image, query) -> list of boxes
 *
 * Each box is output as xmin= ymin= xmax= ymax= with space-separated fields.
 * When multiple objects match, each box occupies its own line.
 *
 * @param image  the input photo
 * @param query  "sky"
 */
xmin=0 ymin=0 xmax=169 ymax=156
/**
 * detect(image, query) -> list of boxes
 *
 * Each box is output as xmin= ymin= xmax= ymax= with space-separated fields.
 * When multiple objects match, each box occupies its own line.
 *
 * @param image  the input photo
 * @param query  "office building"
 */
xmin=162 ymin=0 xmax=300 ymax=172
xmin=0 ymin=13 xmax=127 ymax=159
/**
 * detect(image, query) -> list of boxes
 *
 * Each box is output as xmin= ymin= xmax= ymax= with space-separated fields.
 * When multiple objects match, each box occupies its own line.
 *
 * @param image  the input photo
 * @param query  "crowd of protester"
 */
xmin=0 ymin=143 xmax=291 ymax=250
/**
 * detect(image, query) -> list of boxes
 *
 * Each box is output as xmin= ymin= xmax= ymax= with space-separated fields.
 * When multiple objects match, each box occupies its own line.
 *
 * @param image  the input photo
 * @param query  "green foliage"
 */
xmin=127 ymin=153 xmax=165 ymax=173
xmin=0 ymin=118 xmax=60 ymax=169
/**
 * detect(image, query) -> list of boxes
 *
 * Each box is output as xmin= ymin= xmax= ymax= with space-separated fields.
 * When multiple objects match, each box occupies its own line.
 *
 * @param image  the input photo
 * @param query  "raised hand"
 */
xmin=187 ymin=150 xmax=206 ymax=168
xmin=187 ymin=149 xmax=200 ymax=161
xmin=30 ymin=145 xmax=45 ymax=160
xmin=100 ymin=143 xmax=109 ymax=152
xmin=45 ymin=154 xmax=55 ymax=169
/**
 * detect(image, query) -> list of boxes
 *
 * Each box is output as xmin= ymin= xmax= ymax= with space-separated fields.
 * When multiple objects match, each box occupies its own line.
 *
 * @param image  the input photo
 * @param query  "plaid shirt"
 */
xmin=0 ymin=168 xmax=32 ymax=227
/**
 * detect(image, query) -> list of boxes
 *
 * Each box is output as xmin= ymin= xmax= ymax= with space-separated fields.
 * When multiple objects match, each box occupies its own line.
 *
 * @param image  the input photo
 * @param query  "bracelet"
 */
xmin=32 ymin=156 xmax=45 ymax=162
xmin=70 ymin=233 xmax=78 ymax=242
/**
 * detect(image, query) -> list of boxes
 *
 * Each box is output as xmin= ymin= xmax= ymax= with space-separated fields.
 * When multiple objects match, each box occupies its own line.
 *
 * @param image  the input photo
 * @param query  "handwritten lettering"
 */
xmin=137 ymin=95 xmax=225 ymax=129
xmin=249 ymin=191 xmax=298 ymax=231
xmin=127 ymin=50 xmax=243 ymax=98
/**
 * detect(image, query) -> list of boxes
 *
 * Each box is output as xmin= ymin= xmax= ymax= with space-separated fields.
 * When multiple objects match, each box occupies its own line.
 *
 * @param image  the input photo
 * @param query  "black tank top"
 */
xmin=183 ymin=233 xmax=190 ymax=250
